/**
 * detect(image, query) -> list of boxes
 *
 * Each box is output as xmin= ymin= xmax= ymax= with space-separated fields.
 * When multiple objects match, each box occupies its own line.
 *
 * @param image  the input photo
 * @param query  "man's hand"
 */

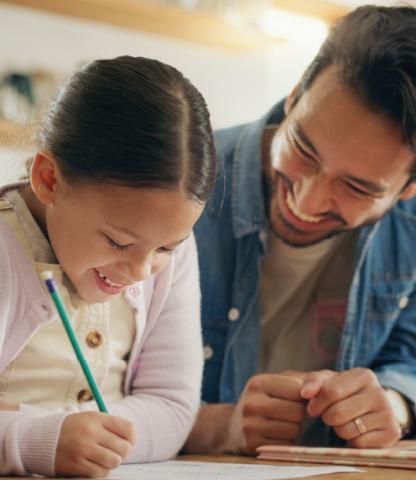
xmin=301 ymin=368 xmax=401 ymax=448
xmin=55 ymin=412 xmax=135 ymax=478
xmin=226 ymin=373 xmax=307 ymax=454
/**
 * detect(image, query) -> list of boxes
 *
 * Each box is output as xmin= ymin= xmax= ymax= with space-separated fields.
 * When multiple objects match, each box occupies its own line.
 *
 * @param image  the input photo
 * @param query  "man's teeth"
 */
xmin=97 ymin=271 xmax=123 ymax=288
xmin=286 ymin=191 xmax=322 ymax=223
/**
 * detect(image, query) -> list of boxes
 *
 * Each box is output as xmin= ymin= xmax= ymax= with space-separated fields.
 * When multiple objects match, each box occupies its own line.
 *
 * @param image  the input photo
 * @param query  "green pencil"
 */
xmin=41 ymin=271 xmax=108 ymax=413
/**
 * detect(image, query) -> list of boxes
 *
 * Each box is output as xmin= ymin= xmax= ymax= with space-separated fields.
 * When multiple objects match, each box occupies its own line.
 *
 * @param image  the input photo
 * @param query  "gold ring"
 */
xmin=353 ymin=417 xmax=367 ymax=435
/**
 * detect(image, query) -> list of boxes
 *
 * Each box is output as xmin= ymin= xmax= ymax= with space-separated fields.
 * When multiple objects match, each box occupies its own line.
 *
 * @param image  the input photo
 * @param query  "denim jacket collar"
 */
xmin=232 ymin=102 xmax=285 ymax=239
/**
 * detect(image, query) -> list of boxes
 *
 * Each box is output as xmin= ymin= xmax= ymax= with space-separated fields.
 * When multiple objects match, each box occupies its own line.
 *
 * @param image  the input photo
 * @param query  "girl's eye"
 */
xmin=106 ymin=236 xmax=130 ymax=251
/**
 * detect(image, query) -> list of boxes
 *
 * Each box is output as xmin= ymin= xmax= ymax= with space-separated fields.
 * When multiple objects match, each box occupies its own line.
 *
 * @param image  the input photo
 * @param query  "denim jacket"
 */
xmin=194 ymin=101 xmax=416 ymax=424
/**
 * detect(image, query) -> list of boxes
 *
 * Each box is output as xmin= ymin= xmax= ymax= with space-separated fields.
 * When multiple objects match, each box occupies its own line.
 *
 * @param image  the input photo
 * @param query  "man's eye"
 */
xmin=346 ymin=183 xmax=372 ymax=197
xmin=106 ymin=236 xmax=130 ymax=251
xmin=292 ymin=138 xmax=314 ymax=161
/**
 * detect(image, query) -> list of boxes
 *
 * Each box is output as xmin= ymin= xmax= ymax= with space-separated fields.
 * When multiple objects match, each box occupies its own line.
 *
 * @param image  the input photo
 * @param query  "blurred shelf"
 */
xmin=0 ymin=119 xmax=32 ymax=147
xmin=274 ymin=0 xmax=349 ymax=23
xmin=0 ymin=0 xmax=286 ymax=52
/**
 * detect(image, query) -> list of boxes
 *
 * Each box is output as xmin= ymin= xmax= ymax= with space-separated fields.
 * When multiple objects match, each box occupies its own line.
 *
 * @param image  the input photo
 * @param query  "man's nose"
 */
xmin=294 ymin=175 xmax=334 ymax=217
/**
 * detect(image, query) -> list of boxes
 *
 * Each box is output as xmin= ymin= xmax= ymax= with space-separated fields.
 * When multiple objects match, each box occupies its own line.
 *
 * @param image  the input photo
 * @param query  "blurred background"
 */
xmin=0 ymin=0 xmax=411 ymax=184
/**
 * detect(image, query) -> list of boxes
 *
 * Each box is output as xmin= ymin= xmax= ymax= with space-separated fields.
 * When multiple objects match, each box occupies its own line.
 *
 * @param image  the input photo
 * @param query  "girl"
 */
xmin=0 ymin=56 xmax=215 ymax=477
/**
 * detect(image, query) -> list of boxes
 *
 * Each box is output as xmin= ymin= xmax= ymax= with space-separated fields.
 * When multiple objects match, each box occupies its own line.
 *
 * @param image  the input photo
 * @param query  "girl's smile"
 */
xmin=94 ymin=269 xmax=126 ymax=295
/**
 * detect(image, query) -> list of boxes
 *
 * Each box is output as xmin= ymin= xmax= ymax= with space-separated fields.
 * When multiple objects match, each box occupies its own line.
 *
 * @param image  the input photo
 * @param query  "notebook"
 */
xmin=257 ymin=441 xmax=416 ymax=470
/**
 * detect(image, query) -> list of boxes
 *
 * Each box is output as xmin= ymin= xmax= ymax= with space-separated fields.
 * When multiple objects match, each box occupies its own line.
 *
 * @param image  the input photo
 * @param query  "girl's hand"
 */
xmin=0 ymin=400 xmax=19 ymax=411
xmin=55 ymin=411 xmax=135 ymax=478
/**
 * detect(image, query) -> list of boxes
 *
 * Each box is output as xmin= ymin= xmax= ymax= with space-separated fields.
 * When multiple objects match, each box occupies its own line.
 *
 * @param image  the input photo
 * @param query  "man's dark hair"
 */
xmin=40 ymin=56 xmax=215 ymax=203
xmin=295 ymin=5 xmax=416 ymax=167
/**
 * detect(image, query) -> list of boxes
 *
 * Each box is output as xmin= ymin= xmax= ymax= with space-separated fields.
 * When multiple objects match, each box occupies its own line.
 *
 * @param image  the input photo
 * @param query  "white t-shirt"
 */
xmin=259 ymin=229 xmax=357 ymax=445
xmin=260 ymin=230 xmax=357 ymax=374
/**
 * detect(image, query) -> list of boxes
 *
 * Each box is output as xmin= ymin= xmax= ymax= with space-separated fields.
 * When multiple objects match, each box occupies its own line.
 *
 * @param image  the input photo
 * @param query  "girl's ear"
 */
xmin=30 ymin=150 xmax=60 ymax=205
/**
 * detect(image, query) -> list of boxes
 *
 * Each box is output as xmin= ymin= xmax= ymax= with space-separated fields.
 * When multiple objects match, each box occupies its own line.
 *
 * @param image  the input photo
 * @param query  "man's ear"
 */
xmin=284 ymin=82 xmax=301 ymax=115
xmin=30 ymin=150 xmax=60 ymax=205
xmin=399 ymin=179 xmax=416 ymax=201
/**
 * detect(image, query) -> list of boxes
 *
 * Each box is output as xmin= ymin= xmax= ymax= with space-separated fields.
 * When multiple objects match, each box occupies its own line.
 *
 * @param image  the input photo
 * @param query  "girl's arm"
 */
xmin=0 ymin=234 xmax=202 ymax=470
xmin=0 ymin=409 xmax=69 ymax=475
xmin=107 ymin=233 xmax=204 ymax=462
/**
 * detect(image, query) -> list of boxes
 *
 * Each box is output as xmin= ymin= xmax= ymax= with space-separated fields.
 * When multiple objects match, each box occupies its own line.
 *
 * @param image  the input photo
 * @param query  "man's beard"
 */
xmin=269 ymin=209 xmax=353 ymax=248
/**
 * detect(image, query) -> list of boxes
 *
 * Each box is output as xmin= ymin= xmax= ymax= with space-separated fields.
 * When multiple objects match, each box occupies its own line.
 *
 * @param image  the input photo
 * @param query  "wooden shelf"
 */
xmin=274 ymin=0 xmax=349 ymax=24
xmin=0 ymin=0 xmax=286 ymax=52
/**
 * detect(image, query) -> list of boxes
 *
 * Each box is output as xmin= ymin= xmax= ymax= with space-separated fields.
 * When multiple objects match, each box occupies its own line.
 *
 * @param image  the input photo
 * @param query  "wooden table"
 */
xmin=2 ymin=454 xmax=415 ymax=479
xmin=179 ymin=454 xmax=416 ymax=479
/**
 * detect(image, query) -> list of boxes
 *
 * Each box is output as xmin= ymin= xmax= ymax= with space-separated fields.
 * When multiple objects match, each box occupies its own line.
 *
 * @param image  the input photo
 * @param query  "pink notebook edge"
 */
xmin=256 ymin=452 xmax=416 ymax=470
xmin=257 ymin=445 xmax=416 ymax=459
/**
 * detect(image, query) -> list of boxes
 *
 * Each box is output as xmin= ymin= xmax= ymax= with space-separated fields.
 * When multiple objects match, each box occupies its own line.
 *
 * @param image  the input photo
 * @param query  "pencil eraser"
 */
xmin=40 ymin=271 xmax=54 ymax=281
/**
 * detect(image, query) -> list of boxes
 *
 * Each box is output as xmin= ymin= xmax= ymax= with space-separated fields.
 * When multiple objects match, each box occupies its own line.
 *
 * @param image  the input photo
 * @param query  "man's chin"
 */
xmin=270 ymin=224 xmax=347 ymax=248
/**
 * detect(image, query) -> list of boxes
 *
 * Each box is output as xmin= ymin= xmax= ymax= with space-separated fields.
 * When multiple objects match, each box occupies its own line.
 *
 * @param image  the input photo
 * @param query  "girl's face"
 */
xmin=31 ymin=153 xmax=203 ymax=303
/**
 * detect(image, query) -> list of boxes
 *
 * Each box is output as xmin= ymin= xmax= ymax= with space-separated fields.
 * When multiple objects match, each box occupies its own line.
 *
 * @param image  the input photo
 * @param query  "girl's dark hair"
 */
xmin=295 ymin=5 xmax=416 ymax=156
xmin=40 ymin=56 xmax=215 ymax=203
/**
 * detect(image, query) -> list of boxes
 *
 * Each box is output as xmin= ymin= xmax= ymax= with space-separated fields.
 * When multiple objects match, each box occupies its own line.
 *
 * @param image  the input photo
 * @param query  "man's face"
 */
xmin=269 ymin=67 xmax=416 ymax=247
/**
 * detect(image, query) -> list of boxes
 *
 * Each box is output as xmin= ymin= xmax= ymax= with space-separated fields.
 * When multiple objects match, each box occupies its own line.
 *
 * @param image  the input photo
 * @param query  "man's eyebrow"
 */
xmin=293 ymin=123 xmax=320 ymax=157
xmin=344 ymin=175 xmax=388 ymax=194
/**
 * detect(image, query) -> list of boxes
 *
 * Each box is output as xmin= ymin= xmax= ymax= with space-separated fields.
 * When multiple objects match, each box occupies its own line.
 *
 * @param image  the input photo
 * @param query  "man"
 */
xmin=185 ymin=5 xmax=416 ymax=455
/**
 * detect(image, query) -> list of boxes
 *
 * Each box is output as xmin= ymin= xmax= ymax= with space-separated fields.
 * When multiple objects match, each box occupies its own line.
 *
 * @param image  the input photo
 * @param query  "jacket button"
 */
xmin=77 ymin=389 xmax=93 ymax=403
xmin=203 ymin=345 xmax=214 ymax=360
xmin=228 ymin=308 xmax=240 ymax=321
xmin=86 ymin=330 xmax=103 ymax=348
xmin=398 ymin=296 xmax=409 ymax=309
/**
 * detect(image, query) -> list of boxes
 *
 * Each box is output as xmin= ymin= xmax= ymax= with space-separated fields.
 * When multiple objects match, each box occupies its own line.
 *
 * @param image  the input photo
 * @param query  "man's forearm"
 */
xmin=183 ymin=403 xmax=235 ymax=454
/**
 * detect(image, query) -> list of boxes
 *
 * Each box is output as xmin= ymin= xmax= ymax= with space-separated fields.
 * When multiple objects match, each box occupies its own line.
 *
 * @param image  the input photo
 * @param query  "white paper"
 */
xmin=108 ymin=461 xmax=363 ymax=480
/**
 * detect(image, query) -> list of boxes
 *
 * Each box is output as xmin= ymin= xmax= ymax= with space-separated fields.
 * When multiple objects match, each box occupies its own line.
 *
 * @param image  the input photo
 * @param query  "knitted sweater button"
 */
xmin=86 ymin=330 xmax=103 ymax=348
xmin=77 ymin=389 xmax=93 ymax=403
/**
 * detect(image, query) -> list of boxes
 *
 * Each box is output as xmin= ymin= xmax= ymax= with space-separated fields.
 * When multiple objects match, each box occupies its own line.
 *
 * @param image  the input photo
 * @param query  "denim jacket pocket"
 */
xmin=367 ymin=291 xmax=410 ymax=322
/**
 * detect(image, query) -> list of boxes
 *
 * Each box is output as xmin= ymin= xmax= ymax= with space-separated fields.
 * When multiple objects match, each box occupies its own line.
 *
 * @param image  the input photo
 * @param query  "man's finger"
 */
xmin=246 ymin=374 xmax=304 ymax=401
xmin=334 ymin=410 xmax=401 ymax=442
xmin=253 ymin=396 xmax=306 ymax=422
xmin=349 ymin=426 xmax=401 ymax=449
xmin=300 ymin=370 xmax=337 ymax=400
xmin=320 ymin=388 xmax=390 ymax=427
xmin=243 ymin=416 xmax=302 ymax=443
xmin=307 ymin=368 xmax=379 ymax=416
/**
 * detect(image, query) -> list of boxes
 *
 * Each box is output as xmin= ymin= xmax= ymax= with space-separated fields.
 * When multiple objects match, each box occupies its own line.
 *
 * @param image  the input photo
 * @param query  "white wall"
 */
xmin=0 ymin=3 xmax=323 ymax=185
